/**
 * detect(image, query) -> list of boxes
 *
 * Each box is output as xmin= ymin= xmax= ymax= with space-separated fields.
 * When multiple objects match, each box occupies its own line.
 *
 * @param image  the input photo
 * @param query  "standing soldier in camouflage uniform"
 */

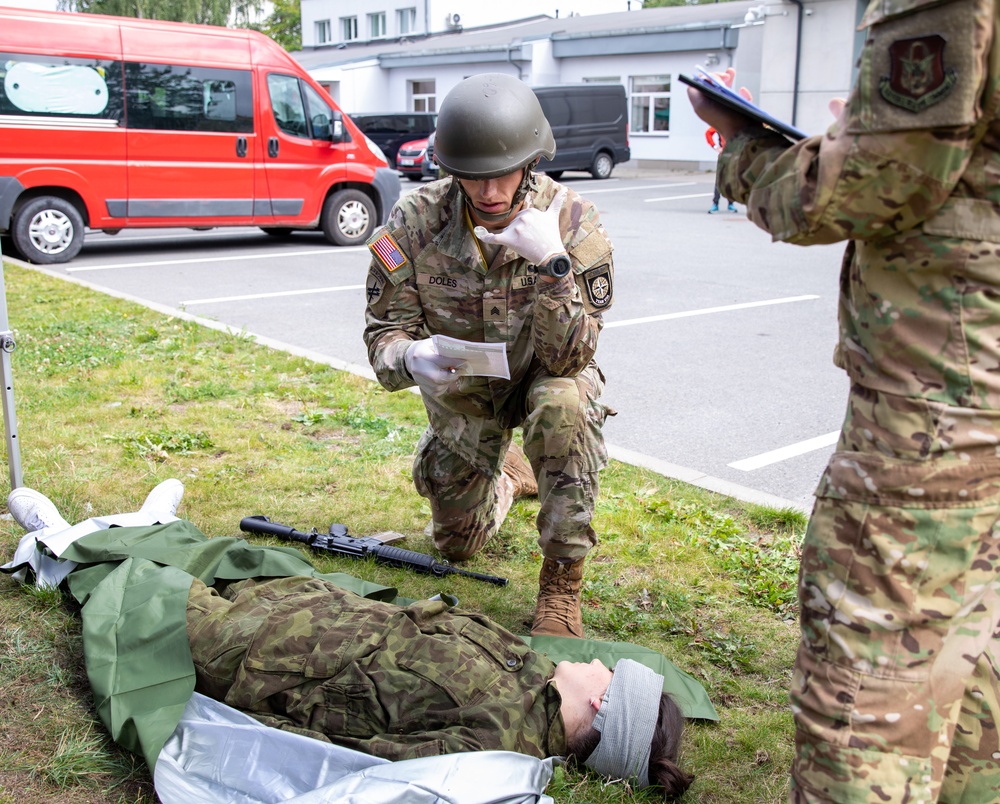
xmin=688 ymin=2 xmax=1000 ymax=802
xmin=363 ymin=73 xmax=616 ymax=639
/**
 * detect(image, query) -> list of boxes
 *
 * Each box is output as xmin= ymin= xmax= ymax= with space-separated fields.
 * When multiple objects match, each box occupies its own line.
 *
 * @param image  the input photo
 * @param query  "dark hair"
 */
xmin=566 ymin=692 xmax=694 ymax=800
xmin=648 ymin=692 xmax=694 ymax=798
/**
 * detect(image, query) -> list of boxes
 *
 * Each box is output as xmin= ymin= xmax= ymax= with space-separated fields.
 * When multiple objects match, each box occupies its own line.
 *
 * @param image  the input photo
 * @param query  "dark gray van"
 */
xmin=347 ymin=112 xmax=437 ymax=169
xmin=532 ymin=84 xmax=630 ymax=180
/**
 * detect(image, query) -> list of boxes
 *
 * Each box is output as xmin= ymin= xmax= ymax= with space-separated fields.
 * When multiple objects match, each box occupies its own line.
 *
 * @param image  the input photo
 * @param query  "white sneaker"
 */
xmin=138 ymin=478 xmax=184 ymax=519
xmin=7 ymin=487 xmax=72 ymax=533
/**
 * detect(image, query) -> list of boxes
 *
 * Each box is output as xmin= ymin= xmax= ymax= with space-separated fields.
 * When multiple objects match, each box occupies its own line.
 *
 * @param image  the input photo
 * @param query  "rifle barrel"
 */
xmin=240 ymin=516 xmax=508 ymax=586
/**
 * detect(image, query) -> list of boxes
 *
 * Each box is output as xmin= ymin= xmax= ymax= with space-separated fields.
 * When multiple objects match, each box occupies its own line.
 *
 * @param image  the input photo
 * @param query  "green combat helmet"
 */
xmin=434 ymin=73 xmax=556 ymax=180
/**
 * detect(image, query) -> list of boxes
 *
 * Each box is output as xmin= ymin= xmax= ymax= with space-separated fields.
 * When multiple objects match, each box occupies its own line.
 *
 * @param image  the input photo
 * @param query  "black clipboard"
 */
xmin=679 ymin=70 xmax=808 ymax=142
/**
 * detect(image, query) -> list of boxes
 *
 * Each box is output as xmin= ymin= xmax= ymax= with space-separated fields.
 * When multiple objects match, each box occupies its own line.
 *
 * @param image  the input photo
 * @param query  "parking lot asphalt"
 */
xmin=1 ymin=163 xmax=845 ymax=514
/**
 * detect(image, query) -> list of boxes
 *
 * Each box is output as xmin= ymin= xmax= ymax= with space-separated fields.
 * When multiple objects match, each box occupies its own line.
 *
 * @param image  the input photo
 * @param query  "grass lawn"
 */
xmin=0 ymin=260 xmax=806 ymax=803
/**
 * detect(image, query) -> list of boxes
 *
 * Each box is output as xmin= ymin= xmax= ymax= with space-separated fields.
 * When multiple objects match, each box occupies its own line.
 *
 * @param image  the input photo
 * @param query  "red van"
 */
xmin=0 ymin=7 xmax=400 ymax=264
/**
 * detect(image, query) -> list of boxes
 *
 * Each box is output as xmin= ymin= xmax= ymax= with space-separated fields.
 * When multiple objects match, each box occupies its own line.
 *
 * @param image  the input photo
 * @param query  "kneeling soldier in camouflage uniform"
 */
xmin=187 ymin=574 xmax=692 ymax=796
xmin=363 ymin=73 xmax=616 ymax=638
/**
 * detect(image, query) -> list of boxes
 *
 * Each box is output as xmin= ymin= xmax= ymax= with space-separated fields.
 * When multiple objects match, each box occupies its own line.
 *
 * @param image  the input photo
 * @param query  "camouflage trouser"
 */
xmin=413 ymin=364 xmax=610 ymax=563
xmin=790 ymin=387 xmax=1000 ymax=803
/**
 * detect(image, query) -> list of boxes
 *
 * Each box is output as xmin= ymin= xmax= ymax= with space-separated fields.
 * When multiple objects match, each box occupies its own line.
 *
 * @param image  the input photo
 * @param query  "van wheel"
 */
xmin=590 ymin=152 xmax=614 ymax=180
xmin=321 ymin=190 xmax=376 ymax=246
xmin=12 ymin=196 xmax=85 ymax=264
xmin=545 ymin=171 xmax=563 ymax=180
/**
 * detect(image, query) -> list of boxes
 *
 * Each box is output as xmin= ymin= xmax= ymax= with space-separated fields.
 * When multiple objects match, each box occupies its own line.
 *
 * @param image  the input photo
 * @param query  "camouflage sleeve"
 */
xmin=362 ymin=209 xmax=425 ymax=392
xmin=718 ymin=0 xmax=994 ymax=245
xmin=532 ymin=193 xmax=613 ymax=377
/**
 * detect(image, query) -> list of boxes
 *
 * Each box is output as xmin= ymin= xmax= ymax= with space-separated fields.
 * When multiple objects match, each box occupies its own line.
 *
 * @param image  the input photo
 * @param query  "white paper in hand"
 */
xmin=431 ymin=335 xmax=510 ymax=379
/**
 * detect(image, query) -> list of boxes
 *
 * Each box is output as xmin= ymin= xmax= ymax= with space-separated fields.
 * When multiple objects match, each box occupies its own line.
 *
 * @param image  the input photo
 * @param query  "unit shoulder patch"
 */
xmin=582 ymin=263 xmax=613 ymax=309
xmin=366 ymin=269 xmax=387 ymax=308
xmin=880 ymin=35 xmax=957 ymax=112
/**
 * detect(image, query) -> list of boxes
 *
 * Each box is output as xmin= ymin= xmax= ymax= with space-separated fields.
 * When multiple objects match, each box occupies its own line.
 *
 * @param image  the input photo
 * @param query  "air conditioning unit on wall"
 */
xmin=445 ymin=12 xmax=461 ymax=27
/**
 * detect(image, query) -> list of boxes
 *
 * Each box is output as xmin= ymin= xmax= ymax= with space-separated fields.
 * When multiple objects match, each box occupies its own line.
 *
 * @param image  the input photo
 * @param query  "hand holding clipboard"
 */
xmin=679 ymin=68 xmax=808 ymax=142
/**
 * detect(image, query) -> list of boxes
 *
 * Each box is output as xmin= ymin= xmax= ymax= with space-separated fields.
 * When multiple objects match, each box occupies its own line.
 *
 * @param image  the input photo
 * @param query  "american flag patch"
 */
xmin=369 ymin=231 xmax=407 ymax=272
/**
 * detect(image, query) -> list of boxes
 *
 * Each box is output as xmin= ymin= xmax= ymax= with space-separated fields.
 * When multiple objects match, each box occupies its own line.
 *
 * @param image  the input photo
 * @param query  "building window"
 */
xmin=341 ymin=16 xmax=358 ymax=41
xmin=397 ymin=7 xmax=416 ymax=35
xmin=315 ymin=19 xmax=331 ymax=44
xmin=410 ymin=79 xmax=435 ymax=112
xmin=630 ymin=75 xmax=670 ymax=134
xmin=368 ymin=12 xmax=386 ymax=38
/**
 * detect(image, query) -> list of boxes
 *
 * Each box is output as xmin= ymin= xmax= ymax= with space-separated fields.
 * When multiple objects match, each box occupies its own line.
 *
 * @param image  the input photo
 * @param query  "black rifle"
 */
xmin=239 ymin=515 xmax=508 ymax=587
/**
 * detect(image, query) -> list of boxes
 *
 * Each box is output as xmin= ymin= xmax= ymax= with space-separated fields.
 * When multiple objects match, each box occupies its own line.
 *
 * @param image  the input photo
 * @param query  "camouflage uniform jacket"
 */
xmin=363 ymin=175 xmax=614 ymax=475
xmin=718 ymin=0 xmax=1000 ymax=411
xmin=189 ymin=576 xmax=568 ymax=763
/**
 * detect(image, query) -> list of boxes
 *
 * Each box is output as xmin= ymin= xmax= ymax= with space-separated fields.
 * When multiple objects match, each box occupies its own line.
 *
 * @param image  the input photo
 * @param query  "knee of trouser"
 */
xmin=434 ymin=538 xmax=481 ymax=561
xmin=433 ymin=524 xmax=489 ymax=562
xmin=527 ymin=377 xmax=585 ymax=428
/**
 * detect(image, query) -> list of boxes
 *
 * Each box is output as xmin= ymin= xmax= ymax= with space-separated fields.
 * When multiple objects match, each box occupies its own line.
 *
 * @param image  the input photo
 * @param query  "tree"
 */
xmin=60 ymin=0 xmax=262 ymax=29
xmin=248 ymin=0 xmax=301 ymax=52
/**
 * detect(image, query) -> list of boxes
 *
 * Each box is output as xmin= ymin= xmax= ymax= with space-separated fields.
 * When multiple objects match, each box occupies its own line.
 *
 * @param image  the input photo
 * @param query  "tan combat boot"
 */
xmin=502 ymin=441 xmax=538 ymax=499
xmin=531 ymin=557 xmax=585 ymax=638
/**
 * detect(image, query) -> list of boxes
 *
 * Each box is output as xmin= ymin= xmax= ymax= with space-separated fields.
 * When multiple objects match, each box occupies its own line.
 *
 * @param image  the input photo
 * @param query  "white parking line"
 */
xmin=603 ymin=295 xmax=819 ymax=328
xmin=182 ymin=285 xmax=364 ymax=305
xmin=729 ymin=431 xmax=840 ymax=472
xmin=644 ymin=192 xmax=715 ymax=202
xmin=67 ymin=246 xmax=367 ymax=272
xmin=582 ymin=182 xmax=696 ymax=195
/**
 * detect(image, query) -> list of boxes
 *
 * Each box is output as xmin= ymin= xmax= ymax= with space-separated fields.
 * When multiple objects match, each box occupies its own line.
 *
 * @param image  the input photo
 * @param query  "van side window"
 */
xmin=267 ymin=73 xmax=308 ymax=138
xmin=536 ymin=97 xmax=571 ymax=128
xmin=0 ymin=54 xmax=123 ymax=122
xmin=124 ymin=62 xmax=253 ymax=133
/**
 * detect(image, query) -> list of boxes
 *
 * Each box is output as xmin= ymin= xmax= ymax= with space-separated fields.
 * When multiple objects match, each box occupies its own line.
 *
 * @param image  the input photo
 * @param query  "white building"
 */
xmin=300 ymin=0 xmax=648 ymax=46
xmin=292 ymin=0 xmax=864 ymax=169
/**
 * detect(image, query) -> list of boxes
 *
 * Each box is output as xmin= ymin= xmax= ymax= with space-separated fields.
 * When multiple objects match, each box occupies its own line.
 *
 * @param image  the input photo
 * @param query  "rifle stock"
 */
xmin=239 ymin=515 xmax=508 ymax=587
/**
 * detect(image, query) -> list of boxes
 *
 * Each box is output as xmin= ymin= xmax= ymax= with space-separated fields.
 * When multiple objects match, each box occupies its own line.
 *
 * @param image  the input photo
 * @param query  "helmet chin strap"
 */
xmin=457 ymin=166 xmax=539 ymax=225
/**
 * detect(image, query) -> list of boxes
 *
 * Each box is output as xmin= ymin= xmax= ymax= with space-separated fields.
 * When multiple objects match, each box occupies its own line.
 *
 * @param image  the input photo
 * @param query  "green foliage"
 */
xmin=250 ymin=0 xmax=301 ymax=51
xmin=62 ymin=0 xmax=245 ymax=26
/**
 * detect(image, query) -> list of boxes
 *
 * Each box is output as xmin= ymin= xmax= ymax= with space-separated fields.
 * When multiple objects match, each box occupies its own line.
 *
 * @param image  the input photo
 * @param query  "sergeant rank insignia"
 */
xmin=368 ymin=230 xmax=407 ymax=272
xmin=880 ymin=35 xmax=956 ymax=112
xmin=583 ymin=264 xmax=613 ymax=308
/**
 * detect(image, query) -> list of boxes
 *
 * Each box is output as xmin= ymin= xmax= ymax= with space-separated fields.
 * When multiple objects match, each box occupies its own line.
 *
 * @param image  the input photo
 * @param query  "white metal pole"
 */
xmin=0 ymin=242 xmax=23 ymax=490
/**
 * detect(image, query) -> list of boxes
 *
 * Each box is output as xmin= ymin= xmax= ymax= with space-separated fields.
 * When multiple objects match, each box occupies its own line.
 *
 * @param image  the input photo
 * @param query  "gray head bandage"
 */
xmin=583 ymin=659 xmax=665 ymax=787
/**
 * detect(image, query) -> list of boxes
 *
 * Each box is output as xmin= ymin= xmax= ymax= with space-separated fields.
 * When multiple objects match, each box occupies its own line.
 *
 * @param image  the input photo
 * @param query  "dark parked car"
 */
xmin=348 ymin=112 xmax=437 ymax=169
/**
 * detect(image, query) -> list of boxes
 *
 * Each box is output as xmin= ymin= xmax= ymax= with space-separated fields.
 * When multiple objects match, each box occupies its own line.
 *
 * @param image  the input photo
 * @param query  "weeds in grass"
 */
xmin=645 ymin=496 xmax=802 ymax=619
xmin=107 ymin=429 xmax=215 ymax=460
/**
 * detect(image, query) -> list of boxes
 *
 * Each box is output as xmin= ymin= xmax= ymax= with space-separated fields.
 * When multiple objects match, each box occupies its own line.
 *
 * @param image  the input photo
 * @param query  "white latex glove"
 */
xmin=404 ymin=338 xmax=459 ymax=395
xmin=473 ymin=187 xmax=567 ymax=265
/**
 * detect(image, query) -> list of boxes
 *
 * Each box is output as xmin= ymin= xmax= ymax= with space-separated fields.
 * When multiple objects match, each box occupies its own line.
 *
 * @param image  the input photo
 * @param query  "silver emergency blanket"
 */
xmin=155 ymin=693 xmax=557 ymax=804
